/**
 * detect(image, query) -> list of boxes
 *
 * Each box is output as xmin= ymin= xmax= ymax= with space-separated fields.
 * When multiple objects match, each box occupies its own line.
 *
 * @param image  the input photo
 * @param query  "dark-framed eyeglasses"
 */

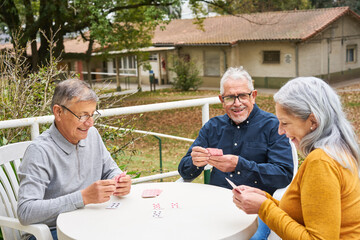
xmin=60 ymin=105 xmax=101 ymax=122
xmin=222 ymin=91 xmax=253 ymax=105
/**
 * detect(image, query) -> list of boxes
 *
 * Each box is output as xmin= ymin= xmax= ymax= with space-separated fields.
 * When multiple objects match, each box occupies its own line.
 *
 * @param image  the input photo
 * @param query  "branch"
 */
xmin=108 ymin=0 xmax=177 ymax=14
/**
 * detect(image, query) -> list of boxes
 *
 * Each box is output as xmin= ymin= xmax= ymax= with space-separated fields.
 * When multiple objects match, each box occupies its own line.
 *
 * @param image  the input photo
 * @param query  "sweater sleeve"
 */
xmin=259 ymin=159 xmax=341 ymax=239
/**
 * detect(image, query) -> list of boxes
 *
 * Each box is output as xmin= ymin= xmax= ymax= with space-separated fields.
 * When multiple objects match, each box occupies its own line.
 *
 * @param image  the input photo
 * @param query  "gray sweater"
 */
xmin=17 ymin=123 xmax=122 ymax=228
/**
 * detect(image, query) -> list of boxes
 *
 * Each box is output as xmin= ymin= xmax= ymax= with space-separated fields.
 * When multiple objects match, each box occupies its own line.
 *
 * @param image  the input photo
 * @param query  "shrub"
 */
xmin=169 ymin=55 xmax=202 ymax=91
xmin=0 ymin=30 xmax=72 ymax=144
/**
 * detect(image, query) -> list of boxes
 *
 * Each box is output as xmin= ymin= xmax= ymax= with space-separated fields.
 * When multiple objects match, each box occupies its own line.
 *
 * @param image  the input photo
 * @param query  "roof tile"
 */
xmin=152 ymin=7 xmax=359 ymax=45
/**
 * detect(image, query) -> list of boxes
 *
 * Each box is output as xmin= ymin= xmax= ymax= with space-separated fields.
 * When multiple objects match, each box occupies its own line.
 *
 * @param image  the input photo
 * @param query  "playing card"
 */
xmin=207 ymin=148 xmax=223 ymax=156
xmin=170 ymin=202 xmax=179 ymax=209
xmin=152 ymin=203 xmax=162 ymax=210
xmin=114 ymin=171 xmax=127 ymax=182
xmin=225 ymin=177 xmax=242 ymax=193
xmin=106 ymin=202 xmax=121 ymax=209
xmin=142 ymin=189 xmax=163 ymax=198
xmin=152 ymin=210 xmax=163 ymax=218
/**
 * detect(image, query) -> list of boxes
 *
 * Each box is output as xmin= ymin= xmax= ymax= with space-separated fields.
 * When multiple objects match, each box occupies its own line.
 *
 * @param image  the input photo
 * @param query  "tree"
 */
xmin=0 ymin=0 xmax=185 ymax=71
xmin=310 ymin=0 xmax=360 ymax=14
xmin=206 ymin=0 xmax=311 ymax=15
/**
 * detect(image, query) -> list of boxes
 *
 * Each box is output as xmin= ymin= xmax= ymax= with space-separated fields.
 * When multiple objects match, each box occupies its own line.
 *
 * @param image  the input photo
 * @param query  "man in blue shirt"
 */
xmin=178 ymin=66 xmax=293 ymax=239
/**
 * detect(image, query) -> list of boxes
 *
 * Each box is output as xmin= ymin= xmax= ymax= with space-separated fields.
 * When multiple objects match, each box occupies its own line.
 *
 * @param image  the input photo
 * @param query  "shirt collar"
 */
xmin=49 ymin=123 xmax=86 ymax=154
xmin=228 ymin=103 xmax=259 ymax=126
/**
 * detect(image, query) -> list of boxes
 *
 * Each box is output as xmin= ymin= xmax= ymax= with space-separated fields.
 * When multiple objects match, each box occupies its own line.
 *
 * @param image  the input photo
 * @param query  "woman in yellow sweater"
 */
xmin=232 ymin=77 xmax=360 ymax=239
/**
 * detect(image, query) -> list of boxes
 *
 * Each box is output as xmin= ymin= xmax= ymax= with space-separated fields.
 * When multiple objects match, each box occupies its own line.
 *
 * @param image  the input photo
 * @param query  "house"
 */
xmin=3 ymin=7 xmax=359 ymax=89
xmin=150 ymin=6 xmax=360 ymax=88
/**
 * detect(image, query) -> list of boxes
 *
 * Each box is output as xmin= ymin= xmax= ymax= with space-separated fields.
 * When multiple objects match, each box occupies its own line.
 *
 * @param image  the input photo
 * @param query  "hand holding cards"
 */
xmin=225 ymin=177 xmax=242 ymax=193
xmin=114 ymin=171 xmax=127 ymax=182
xmin=113 ymin=171 xmax=131 ymax=196
xmin=207 ymin=148 xmax=223 ymax=156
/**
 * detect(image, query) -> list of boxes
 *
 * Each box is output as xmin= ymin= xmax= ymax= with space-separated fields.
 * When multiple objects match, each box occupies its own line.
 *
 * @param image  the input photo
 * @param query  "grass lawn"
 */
xmin=96 ymin=86 xmax=360 ymax=183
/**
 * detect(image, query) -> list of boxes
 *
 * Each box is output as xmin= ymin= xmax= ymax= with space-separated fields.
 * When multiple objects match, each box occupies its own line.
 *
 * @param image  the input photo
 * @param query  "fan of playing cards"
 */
xmin=207 ymin=148 xmax=223 ymax=156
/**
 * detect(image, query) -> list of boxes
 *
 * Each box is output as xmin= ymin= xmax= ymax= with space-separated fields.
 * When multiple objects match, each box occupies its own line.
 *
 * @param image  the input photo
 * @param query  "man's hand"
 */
xmin=81 ymin=179 xmax=116 ymax=205
xmin=191 ymin=146 xmax=210 ymax=167
xmin=207 ymin=154 xmax=238 ymax=172
xmin=113 ymin=175 xmax=131 ymax=197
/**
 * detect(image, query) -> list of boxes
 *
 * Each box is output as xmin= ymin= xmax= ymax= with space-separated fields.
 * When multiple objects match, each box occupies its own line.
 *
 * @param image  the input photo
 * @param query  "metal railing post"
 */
xmin=153 ymin=135 xmax=163 ymax=181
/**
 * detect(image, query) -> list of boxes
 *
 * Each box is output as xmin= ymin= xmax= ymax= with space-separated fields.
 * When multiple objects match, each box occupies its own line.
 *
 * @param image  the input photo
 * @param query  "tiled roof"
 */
xmin=152 ymin=7 xmax=360 ymax=46
xmin=63 ymin=35 xmax=101 ymax=53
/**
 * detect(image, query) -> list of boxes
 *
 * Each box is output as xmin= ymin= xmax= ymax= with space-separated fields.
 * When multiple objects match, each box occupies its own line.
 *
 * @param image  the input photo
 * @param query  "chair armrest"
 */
xmin=0 ymin=216 xmax=53 ymax=240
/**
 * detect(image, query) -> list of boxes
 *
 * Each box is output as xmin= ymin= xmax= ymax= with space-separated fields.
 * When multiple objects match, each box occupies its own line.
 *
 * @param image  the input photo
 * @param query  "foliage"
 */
xmin=0 ymin=30 xmax=74 ymax=145
xmin=97 ymin=117 xmax=143 ymax=178
xmin=169 ymin=55 xmax=202 ymax=91
xmin=208 ymin=0 xmax=311 ymax=15
xmin=310 ymin=0 xmax=360 ymax=14
xmin=0 ymin=0 xmax=187 ymax=70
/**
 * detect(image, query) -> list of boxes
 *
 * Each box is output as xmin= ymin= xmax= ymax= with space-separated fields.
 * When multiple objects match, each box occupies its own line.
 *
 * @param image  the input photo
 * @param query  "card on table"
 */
xmin=106 ymin=202 xmax=121 ymax=209
xmin=206 ymin=148 xmax=223 ymax=156
xmin=142 ymin=189 xmax=163 ymax=198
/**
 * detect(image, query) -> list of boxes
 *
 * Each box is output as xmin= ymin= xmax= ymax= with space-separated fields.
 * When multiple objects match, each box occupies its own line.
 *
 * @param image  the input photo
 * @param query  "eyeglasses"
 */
xmin=60 ymin=105 xmax=101 ymax=122
xmin=222 ymin=91 xmax=253 ymax=105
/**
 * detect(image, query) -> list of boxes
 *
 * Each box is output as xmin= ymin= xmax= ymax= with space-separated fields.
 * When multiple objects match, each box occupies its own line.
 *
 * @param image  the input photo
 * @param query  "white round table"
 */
xmin=57 ymin=182 xmax=257 ymax=240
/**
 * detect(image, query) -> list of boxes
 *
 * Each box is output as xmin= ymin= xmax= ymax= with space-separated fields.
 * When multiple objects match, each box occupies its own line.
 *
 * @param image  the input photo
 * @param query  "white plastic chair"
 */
xmin=268 ymin=140 xmax=298 ymax=240
xmin=0 ymin=141 xmax=53 ymax=240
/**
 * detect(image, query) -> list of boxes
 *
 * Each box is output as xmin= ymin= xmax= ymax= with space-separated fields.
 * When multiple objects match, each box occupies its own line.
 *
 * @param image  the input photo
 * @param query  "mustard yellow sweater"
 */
xmin=259 ymin=148 xmax=360 ymax=239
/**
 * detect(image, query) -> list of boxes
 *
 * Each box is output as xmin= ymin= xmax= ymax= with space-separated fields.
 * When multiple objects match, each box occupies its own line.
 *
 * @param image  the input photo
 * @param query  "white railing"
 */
xmin=0 ymin=97 xmax=220 ymax=183
xmin=0 ymin=97 xmax=220 ymax=140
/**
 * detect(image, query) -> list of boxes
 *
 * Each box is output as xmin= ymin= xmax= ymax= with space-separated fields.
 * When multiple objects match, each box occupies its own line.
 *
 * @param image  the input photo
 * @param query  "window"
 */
xmin=149 ymin=53 xmax=158 ymax=61
xmin=204 ymin=51 xmax=220 ymax=76
xmin=113 ymin=56 xmax=137 ymax=75
xmin=346 ymin=45 xmax=357 ymax=63
xmin=263 ymin=51 xmax=280 ymax=64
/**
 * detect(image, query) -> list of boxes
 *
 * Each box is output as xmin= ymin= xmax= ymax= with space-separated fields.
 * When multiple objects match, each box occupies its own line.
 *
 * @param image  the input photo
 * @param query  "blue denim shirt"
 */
xmin=178 ymin=104 xmax=293 ymax=195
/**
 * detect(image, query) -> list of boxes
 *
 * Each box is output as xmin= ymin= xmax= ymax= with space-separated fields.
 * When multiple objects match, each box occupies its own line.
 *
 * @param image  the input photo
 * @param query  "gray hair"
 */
xmin=51 ymin=79 xmax=98 ymax=113
xmin=274 ymin=77 xmax=360 ymax=175
xmin=220 ymin=67 xmax=254 ymax=95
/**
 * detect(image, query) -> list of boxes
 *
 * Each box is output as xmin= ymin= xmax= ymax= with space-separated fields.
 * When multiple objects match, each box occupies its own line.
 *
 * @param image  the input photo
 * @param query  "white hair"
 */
xmin=51 ymin=79 xmax=98 ymax=112
xmin=220 ymin=67 xmax=254 ymax=95
xmin=274 ymin=77 xmax=360 ymax=175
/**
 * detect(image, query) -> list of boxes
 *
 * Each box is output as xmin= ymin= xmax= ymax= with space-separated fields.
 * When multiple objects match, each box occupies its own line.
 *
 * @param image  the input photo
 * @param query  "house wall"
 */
xmin=164 ymin=46 xmax=229 ymax=88
xmin=299 ymin=14 xmax=360 ymax=84
xmin=232 ymin=41 xmax=296 ymax=88
xmin=168 ymin=15 xmax=360 ymax=89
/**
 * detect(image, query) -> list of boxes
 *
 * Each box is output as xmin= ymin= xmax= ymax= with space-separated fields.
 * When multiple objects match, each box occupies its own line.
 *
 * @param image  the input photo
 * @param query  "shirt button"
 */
xmin=237 ymin=126 xmax=240 ymax=129
xmin=234 ymin=143 xmax=237 ymax=146
xmin=247 ymin=121 xmax=249 ymax=124
xmin=230 ymin=174 xmax=233 ymax=177
xmin=197 ymin=167 xmax=199 ymax=170
xmin=190 ymin=174 xmax=193 ymax=176
xmin=254 ymin=181 xmax=258 ymax=184
xmin=237 ymin=171 xmax=241 ymax=175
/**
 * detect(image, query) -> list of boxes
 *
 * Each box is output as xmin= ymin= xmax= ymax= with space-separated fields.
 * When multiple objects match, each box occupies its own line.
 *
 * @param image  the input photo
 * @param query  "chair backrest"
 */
xmin=0 ymin=141 xmax=32 ymax=240
xmin=272 ymin=139 xmax=298 ymax=201
xmin=290 ymin=140 xmax=299 ymax=178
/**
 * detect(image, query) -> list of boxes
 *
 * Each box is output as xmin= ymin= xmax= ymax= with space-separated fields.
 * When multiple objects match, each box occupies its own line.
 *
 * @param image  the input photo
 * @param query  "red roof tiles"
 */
xmin=152 ymin=7 xmax=360 ymax=46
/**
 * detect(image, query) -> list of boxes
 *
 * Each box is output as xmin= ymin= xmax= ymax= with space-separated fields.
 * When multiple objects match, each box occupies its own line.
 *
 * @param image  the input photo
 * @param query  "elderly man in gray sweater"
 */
xmin=17 ymin=79 xmax=131 ymax=240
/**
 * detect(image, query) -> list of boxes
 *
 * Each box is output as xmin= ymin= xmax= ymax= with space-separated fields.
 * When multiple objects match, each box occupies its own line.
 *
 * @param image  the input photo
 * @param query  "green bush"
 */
xmin=169 ymin=55 xmax=202 ymax=91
